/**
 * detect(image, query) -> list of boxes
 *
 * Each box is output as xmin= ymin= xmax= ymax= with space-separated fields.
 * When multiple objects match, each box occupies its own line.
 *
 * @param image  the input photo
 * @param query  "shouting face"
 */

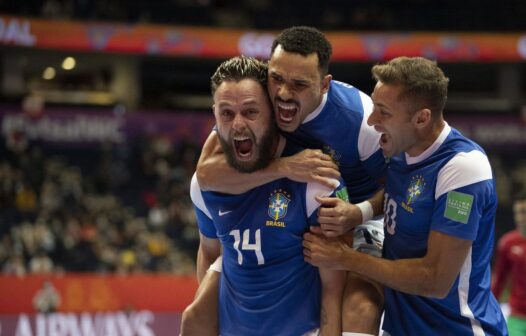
xmin=267 ymin=45 xmax=331 ymax=132
xmin=368 ymin=81 xmax=421 ymax=158
xmin=213 ymin=78 xmax=278 ymax=173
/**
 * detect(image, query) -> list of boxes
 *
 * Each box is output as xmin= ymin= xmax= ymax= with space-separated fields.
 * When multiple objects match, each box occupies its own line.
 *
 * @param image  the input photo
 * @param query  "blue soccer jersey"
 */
xmin=284 ymin=80 xmax=387 ymax=203
xmin=190 ymin=136 xmax=347 ymax=336
xmin=382 ymin=123 xmax=507 ymax=335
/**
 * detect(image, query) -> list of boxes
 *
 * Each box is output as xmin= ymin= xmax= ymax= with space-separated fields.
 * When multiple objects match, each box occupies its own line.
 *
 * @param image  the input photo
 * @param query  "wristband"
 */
xmin=207 ymin=255 xmax=222 ymax=273
xmin=356 ymin=200 xmax=374 ymax=223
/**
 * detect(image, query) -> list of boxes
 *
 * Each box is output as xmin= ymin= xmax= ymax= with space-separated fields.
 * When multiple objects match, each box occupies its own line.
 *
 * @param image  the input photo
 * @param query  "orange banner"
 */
xmin=0 ymin=274 xmax=198 ymax=314
xmin=1 ymin=15 xmax=525 ymax=62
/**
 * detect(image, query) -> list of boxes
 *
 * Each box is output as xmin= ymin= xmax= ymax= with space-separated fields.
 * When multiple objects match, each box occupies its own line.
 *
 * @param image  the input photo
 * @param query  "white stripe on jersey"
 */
xmin=357 ymin=91 xmax=381 ymax=161
xmin=302 ymin=92 xmax=327 ymax=124
xmin=305 ymin=179 xmax=340 ymax=217
xmin=190 ymin=173 xmax=212 ymax=219
xmin=458 ymin=247 xmax=484 ymax=336
xmin=435 ymin=150 xmax=493 ymax=199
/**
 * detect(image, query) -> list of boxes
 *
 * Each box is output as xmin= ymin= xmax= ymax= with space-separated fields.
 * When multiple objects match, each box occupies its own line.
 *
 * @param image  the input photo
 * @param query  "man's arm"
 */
xmin=318 ymin=268 xmax=344 ymax=336
xmin=304 ymin=229 xmax=471 ymax=298
xmin=316 ymin=188 xmax=385 ymax=237
xmin=196 ymin=233 xmax=222 ymax=282
xmin=196 ymin=132 xmax=340 ymax=194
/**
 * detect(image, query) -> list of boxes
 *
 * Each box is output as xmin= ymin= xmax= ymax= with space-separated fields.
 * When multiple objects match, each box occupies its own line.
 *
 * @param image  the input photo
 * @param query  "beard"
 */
xmin=218 ymin=122 xmax=278 ymax=173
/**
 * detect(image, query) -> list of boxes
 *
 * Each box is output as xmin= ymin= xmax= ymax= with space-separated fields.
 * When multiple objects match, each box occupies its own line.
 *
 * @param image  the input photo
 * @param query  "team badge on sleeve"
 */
xmin=444 ymin=191 xmax=473 ymax=224
xmin=268 ymin=189 xmax=291 ymax=220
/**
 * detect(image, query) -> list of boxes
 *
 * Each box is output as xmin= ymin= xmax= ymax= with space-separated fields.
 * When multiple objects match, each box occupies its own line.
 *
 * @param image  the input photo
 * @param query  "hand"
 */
xmin=303 ymin=226 xmax=352 ymax=270
xmin=316 ymin=196 xmax=362 ymax=237
xmin=278 ymin=149 xmax=340 ymax=188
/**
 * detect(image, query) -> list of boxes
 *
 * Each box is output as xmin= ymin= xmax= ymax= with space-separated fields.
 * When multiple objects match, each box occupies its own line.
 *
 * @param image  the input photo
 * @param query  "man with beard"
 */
xmin=303 ymin=56 xmax=508 ymax=335
xmin=194 ymin=26 xmax=387 ymax=336
xmin=184 ymin=56 xmax=345 ymax=336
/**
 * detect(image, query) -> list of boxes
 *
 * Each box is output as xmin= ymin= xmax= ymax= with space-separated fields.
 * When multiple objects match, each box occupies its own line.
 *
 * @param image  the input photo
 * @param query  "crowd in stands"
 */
xmin=2 ymin=0 xmax=525 ymax=31
xmin=0 ymin=132 xmax=200 ymax=276
xmin=1 ymin=125 xmax=525 ymax=276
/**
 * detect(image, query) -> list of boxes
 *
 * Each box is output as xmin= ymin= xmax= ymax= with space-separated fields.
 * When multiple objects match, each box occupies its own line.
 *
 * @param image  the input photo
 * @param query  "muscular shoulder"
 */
xmin=435 ymin=150 xmax=493 ymax=199
xmin=190 ymin=173 xmax=212 ymax=218
xmin=329 ymin=81 xmax=381 ymax=160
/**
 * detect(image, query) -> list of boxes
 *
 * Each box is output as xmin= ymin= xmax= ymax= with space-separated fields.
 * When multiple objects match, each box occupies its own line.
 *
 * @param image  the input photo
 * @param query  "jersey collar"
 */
xmin=405 ymin=122 xmax=451 ymax=165
xmin=302 ymin=92 xmax=328 ymax=124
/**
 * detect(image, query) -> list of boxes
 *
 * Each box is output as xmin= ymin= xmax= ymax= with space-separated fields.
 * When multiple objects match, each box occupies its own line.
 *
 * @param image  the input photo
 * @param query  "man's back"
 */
xmin=285 ymin=80 xmax=386 ymax=203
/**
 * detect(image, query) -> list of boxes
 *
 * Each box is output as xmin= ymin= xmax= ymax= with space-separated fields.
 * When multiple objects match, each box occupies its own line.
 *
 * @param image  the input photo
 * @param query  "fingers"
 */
xmin=309 ymin=226 xmax=323 ymax=234
xmin=316 ymin=195 xmax=339 ymax=206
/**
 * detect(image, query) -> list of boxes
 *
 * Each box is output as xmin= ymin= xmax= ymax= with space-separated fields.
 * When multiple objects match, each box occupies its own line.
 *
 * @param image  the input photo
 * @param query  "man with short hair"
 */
xmin=183 ymin=55 xmax=345 ymax=336
xmin=196 ymin=26 xmax=387 ymax=336
xmin=303 ymin=56 xmax=508 ymax=335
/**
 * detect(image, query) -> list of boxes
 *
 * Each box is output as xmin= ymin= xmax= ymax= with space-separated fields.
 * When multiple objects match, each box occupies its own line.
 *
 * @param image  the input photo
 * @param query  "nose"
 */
xmin=232 ymin=113 xmax=246 ymax=131
xmin=277 ymin=84 xmax=293 ymax=101
xmin=367 ymin=108 xmax=379 ymax=127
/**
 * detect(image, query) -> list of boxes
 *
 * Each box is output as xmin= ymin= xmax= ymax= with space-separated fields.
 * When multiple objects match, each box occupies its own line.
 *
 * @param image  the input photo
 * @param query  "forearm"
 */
xmin=369 ymin=188 xmax=385 ymax=217
xmin=343 ymin=251 xmax=447 ymax=298
xmin=197 ymin=246 xmax=220 ymax=283
xmin=197 ymin=155 xmax=284 ymax=194
xmin=319 ymin=268 xmax=344 ymax=336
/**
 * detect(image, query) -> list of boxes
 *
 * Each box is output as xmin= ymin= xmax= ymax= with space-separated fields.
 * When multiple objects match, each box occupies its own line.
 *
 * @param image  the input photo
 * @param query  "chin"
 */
xmin=277 ymin=122 xmax=298 ymax=133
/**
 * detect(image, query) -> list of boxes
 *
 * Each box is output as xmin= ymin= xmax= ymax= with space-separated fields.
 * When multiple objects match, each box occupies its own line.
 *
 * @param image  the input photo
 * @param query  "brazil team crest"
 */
xmin=268 ymin=189 xmax=291 ymax=220
xmin=406 ymin=175 xmax=426 ymax=205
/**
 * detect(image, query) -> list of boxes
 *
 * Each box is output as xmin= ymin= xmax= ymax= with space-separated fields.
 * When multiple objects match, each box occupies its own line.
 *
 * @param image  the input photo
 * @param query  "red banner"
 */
xmin=0 ymin=274 xmax=198 ymax=314
xmin=1 ymin=15 xmax=525 ymax=62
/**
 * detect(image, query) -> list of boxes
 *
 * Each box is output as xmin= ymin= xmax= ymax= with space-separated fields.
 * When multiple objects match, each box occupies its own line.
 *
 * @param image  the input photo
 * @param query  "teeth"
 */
xmin=277 ymin=102 xmax=296 ymax=110
xmin=280 ymin=114 xmax=293 ymax=122
xmin=238 ymin=152 xmax=250 ymax=157
xmin=233 ymin=136 xmax=250 ymax=141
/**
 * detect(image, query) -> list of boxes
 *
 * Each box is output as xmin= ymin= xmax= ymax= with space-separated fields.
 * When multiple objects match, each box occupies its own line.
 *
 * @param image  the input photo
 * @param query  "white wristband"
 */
xmin=207 ymin=255 xmax=222 ymax=273
xmin=356 ymin=200 xmax=374 ymax=223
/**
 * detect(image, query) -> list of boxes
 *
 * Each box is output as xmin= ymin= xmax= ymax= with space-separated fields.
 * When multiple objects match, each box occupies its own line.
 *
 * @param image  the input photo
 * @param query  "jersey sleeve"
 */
xmin=356 ymin=91 xmax=387 ymax=180
xmin=305 ymin=177 xmax=348 ymax=225
xmin=190 ymin=173 xmax=217 ymax=238
xmin=430 ymin=151 xmax=494 ymax=240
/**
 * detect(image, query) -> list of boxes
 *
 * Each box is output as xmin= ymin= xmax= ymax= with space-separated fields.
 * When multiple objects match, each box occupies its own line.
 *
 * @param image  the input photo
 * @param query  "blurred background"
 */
xmin=0 ymin=1 xmax=525 ymax=334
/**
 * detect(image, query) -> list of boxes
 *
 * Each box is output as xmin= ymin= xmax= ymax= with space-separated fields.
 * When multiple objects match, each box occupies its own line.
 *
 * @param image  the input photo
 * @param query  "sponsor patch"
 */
xmin=444 ymin=191 xmax=473 ymax=224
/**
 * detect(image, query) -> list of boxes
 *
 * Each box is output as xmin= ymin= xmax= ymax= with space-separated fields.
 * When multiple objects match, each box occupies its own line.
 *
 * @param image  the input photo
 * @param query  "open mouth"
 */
xmin=233 ymin=136 xmax=254 ymax=160
xmin=276 ymin=101 xmax=298 ymax=124
xmin=380 ymin=133 xmax=388 ymax=147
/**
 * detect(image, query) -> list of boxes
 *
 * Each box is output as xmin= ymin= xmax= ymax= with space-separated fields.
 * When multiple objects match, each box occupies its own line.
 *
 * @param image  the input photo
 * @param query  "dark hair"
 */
xmin=211 ymin=56 xmax=268 ymax=95
xmin=371 ymin=56 xmax=449 ymax=117
xmin=271 ymin=26 xmax=332 ymax=75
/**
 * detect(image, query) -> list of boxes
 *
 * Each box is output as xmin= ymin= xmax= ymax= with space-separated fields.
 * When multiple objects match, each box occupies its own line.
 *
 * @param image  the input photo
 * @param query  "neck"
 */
xmin=270 ymin=135 xmax=283 ymax=158
xmin=406 ymin=118 xmax=446 ymax=157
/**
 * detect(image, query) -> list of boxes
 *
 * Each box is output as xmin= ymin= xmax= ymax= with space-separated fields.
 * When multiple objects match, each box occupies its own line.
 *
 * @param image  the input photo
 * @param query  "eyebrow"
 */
xmin=217 ymin=99 xmax=260 ymax=108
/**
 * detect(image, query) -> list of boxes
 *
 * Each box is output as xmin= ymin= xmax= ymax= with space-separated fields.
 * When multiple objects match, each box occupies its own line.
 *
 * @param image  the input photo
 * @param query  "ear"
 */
xmin=412 ymin=108 xmax=431 ymax=129
xmin=321 ymin=74 xmax=332 ymax=94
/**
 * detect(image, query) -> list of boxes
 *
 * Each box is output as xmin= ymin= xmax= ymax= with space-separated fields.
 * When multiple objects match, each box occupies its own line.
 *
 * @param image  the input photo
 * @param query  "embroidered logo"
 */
xmin=268 ymin=189 xmax=291 ymax=221
xmin=218 ymin=210 xmax=232 ymax=216
xmin=401 ymin=175 xmax=426 ymax=213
